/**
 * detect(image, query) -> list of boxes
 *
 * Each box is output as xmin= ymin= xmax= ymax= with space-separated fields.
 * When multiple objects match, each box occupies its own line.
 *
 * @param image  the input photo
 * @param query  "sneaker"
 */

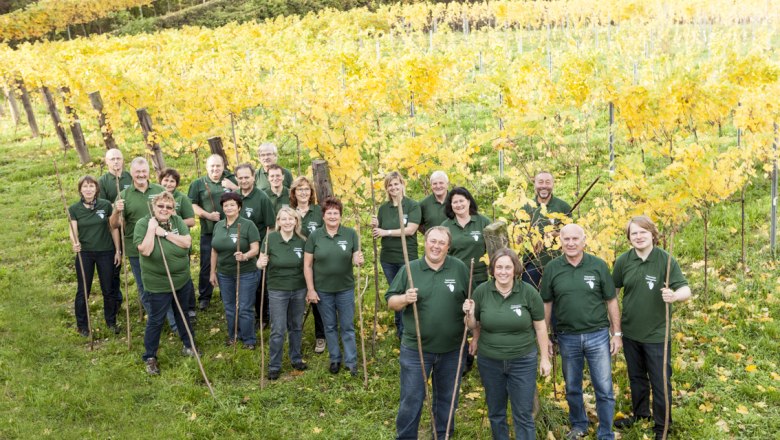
xmin=347 ymin=365 xmax=358 ymax=377
xmin=564 ymin=429 xmax=587 ymax=440
xmin=187 ymin=310 xmax=197 ymax=322
xmin=198 ymin=299 xmax=209 ymax=311
xmin=145 ymin=358 xmax=160 ymax=375
xmin=182 ymin=347 xmax=196 ymax=357
xmin=329 ymin=362 xmax=341 ymax=374
xmin=314 ymin=338 xmax=326 ymax=354
xmin=292 ymin=361 xmax=308 ymax=371
xmin=77 ymin=328 xmax=90 ymax=337
xmin=243 ymin=344 xmax=256 ymax=350
xmin=614 ymin=416 xmax=652 ymax=429
xmin=225 ymin=338 xmax=235 ymax=347
xmin=268 ymin=370 xmax=280 ymax=381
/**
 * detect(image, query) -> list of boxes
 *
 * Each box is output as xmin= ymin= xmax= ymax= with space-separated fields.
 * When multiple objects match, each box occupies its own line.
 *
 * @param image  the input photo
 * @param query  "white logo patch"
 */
xmin=584 ymin=275 xmax=596 ymax=290
xmin=294 ymin=247 xmax=303 ymax=259
xmin=511 ymin=304 xmax=523 ymax=317
xmin=96 ymin=209 xmax=106 ymax=219
xmin=245 ymin=207 xmax=254 ymax=218
xmin=646 ymin=274 xmax=657 ymax=290
xmin=307 ymin=222 xmax=318 ymax=232
xmin=470 ymin=231 xmax=481 ymax=242
xmin=444 ymin=279 xmax=456 ymax=292
xmin=230 ymin=233 xmax=238 ymax=244
xmin=337 ymin=240 xmax=349 ymax=252
xmin=403 ymin=214 xmax=408 ymax=226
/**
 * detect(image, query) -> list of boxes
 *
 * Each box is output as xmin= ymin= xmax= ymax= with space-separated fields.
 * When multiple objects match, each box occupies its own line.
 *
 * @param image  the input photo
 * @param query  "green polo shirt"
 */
xmin=377 ymin=197 xmax=421 ymax=264
xmin=68 ymin=199 xmax=114 ymax=252
xmin=540 ymin=252 xmax=615 ymax=334
xmin=474 ymin=281 xmax=544 ymax=360
xmin=263 ymin=231 xmax=306 ymax=291
xmin=211 ymin=216 xmax=261 ymax=276
xmin=385 ymin=256 xmax=469 ymax=353
xmin=522 ymin=196 xmax=572 ymax=267
xmin=304 ymin=225 xmax=359 ymax=293
xmin=240 ymin=187 xmax=275 ymax=242
xmin=119 ymin=183 xmax=164 ymax=258
xmin=263 ymin=186 xmax=290 ymax=215
xmin=133 ymin=215 xmax=191 ymax=293
xmin=418 ymin=193 xmax=447 ymax=232
xmin=188 ymin=176 xmax=233 ymax=235
xmin=255 ymin=166 xmax=294 ymax=192
xmin=441 ymin=214 xmax=492 ymax=285
xmin=613 ymin=247 xmax=688 ymax=343
xmin=298 ymin=205 xmax=323 ymax=237
xmin=172 ymin=189 xmax=195 ymax=221
xmin=98 ymin=171 xmax=132 ymax=202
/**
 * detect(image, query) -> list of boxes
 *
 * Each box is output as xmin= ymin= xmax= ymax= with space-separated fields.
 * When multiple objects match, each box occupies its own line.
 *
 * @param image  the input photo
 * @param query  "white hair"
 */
xmin=130 ymin=157 xmax=149 ymax=169
xmin=257 ymin=142 xmax=278 ymax=155
xmin=430 ymin=171 xmax=449 ymax=183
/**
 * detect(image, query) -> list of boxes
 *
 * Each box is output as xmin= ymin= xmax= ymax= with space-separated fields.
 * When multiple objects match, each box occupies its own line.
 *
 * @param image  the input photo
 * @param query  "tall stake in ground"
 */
xmin=369 ymin=169 xmax=381 ymax=358
xmin=259 ymin=227 xmax=269 ymax=388
xmin=662 ymin=231 xmax=675 ymax=440
xmin=396 ymin=196 xmax=437 ymax=440
xmin=445 ymin=258 xmax=474 ymax=439
xmin=233 ymin=223 xmax=241 ymax=356
xmin=355 ymin=213 xmax=369 ymax=387
xmin=54 ymin=159 xmax=93 ymax=351
xmin=114 ymin=174 xmax=132 ymax=348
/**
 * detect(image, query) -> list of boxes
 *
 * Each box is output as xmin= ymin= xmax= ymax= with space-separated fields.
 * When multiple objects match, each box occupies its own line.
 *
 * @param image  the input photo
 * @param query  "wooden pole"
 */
xmin=369 ymin=168 xmax=380 ymax=358
xmin=311 ymin=160 xmax=334 ymax=207
xmin=230 ymin=113 xmax=239 ymax=166
xmin=54 ymin=159 xmax=93 ymax=350
xmin=41 ymin=86 xmax=72 ymax=153
xmin=3 ymin=84 xmax=20 ymax=125
xmin=16 ymin=79 xmax=39 ymax=137
xmin=662 ymin=232 xmax=675 ymax=440
xmin=771 ymin=122 xmax=779 ymax=258
xmin=445 ymin=259 xmax=474 ymax=439
xmin=59 ymin=87 xmax=90 ymax=164
xmin=136 ymin=108 xmax=166 ymax=175
xmin=483 ymin=221 xmax=509 ymax=260
xmin=259 ymin=227 xmax=269 ymax=388
xmin=114 ymin=175 xmax=133 ymax=348
xmin=88 ymin=91 xmax=118 ymax=150
xmin=208 ymin=136 xmax=229 ymax=170
xmin=233 ymin=223 xmax=241 ymax=356
xmin=355 ymin=214 xmax=369 ymax=387
xmin=608 ymin=102 xmax=615 ymax=174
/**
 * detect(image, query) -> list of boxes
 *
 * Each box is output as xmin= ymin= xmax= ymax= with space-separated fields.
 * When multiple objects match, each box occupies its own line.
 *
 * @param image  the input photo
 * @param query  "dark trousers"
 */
xmin=254 ymin=269 xmax=270 ymax=323
xmin=380 ymin=261 xmax=404 ymax=337
xmin=623 ymin=337 xmax=673 ymax=435
xmin=142 ymin=280 xmax=194 ymax=361
xmin=312 ymin=303 xmax=325 ymax=339
xmin=197 ymin=234 xmax=214 ymax=305
xmin=75 ymin=250 xmax=118 ymax=329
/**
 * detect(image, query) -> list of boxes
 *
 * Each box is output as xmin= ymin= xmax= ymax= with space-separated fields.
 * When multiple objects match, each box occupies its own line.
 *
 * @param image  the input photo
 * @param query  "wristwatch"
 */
xmin=164 ymin=231 xmax=169 ymax=238
xmin=611 ymin=331 xmax=623 ymax=337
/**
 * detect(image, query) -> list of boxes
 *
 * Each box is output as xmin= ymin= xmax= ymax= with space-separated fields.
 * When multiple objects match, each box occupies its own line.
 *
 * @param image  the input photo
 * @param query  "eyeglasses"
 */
xmin=155 ymin=204 xmax=174 ymax=211
xmin=296 ymin=188 xmax=311 ymax=192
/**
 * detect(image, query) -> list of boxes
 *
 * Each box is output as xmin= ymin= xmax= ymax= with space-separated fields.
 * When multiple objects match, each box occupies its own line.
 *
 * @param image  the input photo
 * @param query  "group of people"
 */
xmin=66 ymin=147 xmax=691 ymax=440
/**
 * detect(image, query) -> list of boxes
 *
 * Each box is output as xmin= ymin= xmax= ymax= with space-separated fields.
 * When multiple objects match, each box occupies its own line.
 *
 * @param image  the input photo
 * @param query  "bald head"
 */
xmin=105 ymin=148 xmax=124 ymax=174
xmin=560 ymin=223 xmax=586 ymax=262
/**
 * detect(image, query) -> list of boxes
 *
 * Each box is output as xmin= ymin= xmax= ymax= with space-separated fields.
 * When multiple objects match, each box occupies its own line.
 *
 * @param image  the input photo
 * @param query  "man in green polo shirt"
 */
xmin=235 ymin=163 xmax=275 ymax=327
xmin=540 ymin=224 xmax=620 ymax=440
xmin=98 ymin=148 xmax=132 ymax=312
xmin=522 ymin=171 xmax=572 ymax=289
xmin=263 ymin=164 xmax=290 ymax=215
xmin=418 ymin=171 xmax=449 ymax=235
xmin=386 ymin=226 xmax=469 ymax=439
xmin=188 ymin=154 xmax=237 ymax=311
xmin=110 ymin=157 xmax=165 ymax=315
xmin=255 ymin=142 xmax=293 ymax=191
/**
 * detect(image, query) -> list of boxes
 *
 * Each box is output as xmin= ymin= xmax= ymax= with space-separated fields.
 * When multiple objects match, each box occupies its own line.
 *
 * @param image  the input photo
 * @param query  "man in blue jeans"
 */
xmin=385 ymin=226 xmax=470 ymax=439
xmin=540 ymin=224 xmax=622 ymax=440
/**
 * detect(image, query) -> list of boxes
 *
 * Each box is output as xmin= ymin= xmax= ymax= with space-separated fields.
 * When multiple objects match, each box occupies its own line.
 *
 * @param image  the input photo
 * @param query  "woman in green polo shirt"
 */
xmin=159 ymin=168 xmax=195 ymax=228
xmin=209 ymin=192 xmax=261 ymax=349
xmin=134 ymin=192 xmax=195 ymax=376
xmin=304 ymin=197 xmax=364 ymax=376
xmin=612 ymin=216 xmax=691 ymax=438
xmin=463 ymin=248 xmax=551 ymax=440
xmin=370 ymin=171 xmax=420 ymax=338
xmin=441 ymin=186 xmax=492 ymax=289
xmin=68 ymin=175 xmax=121 ymax=336
xmin=258 ymin=206 xmax=309 ymax=380
xmin=289 ymin=176 xmax=327 ymax=354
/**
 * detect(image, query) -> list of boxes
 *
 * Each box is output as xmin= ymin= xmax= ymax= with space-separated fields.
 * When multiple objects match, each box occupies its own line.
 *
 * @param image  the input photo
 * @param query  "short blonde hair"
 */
xmin=384 ymin=171 xmax=405 ymax=200
xmin=626 ymin=215 xmax=659 ymax=245
xmin=275 ymin=206 xmax=307 ymax=240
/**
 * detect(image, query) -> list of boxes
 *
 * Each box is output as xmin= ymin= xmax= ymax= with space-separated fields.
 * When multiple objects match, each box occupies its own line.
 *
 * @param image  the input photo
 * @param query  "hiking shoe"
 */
xmin=614 ymin=415 xmax=651 ymax=429
xmin=268 ymin=370 xmax=280 ymax=381
xmin=187 ymin=310 xmax=197 ymax=322
xmin=347 ymin=365 xmax=358 ymax=377
xmin=329 ymin=362 xmax=341 ymax=374
xmin=243 ymin=344 xmax=256 ymax=350
xmin=292 ymin=361 xmax=308 ymax=371
xmin=182 ymin=347 xmax=196 ymax=357
xmin=225 ymin=338 xmax=235 ymax=347
xmin=108 ymin=324 xmax=120 ymax=335
xmin=314 ymin=338 xmax=326 ymax=354
xmin=198 ymin=299 xmax=210 ymax=311
xmin=77 ymin=328 xmax=90 ymax=337
xmin=564 ymin=429 xmax=587 ymax=439
xmin=145 ymin=358 xmax=160 ymax=375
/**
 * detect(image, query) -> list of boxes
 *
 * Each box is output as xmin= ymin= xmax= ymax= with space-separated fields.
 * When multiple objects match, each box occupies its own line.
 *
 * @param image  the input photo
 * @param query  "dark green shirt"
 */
xmin=133 ymin=215 xmax=191 ymax=293
xmin=263 ymin=186 xmax=290 ymax=215
xmin=68 ymin=199 xmax=114 ymax=252
xmin=240 ymin=187 xmax=276 ymax=242
xmin=119 ymin=183 xmax=165 ymax=258
xmin=187 ymin=176 xmax=234 ymax=235
xmin=304 ymin=225 xmax=359 ymax=293
xmin=211 ymin=216 xmax=260 ymax=276
xmin=441 ymin=214 xmax=492 ymax=284
xmin=613 ymin=247 xmax=688 ymax=343
xmin=263 ymin=232 xmax=306 ymax=291
xmin=298 ymin=204 xmax=323 ymax=237
xmin=473 ymin=281 xmax=544 ymax=360
xmin=522 ymin=196 xmax=572 ymax=267
xmin=377 ymin=196 xmax=421 ymax=264
xmin=418 ymin=193 xmax=447 ymax=233
xmin=172 ymin=189 xmax=195 ymax=221
xmin=255 ymin=166 xmax=294 ymax=192
xmin=385 ymin=256 xmax=469 ymax=353
xmin=540 ymin=253 xmax=616 ymax=334
xmin=98 ymin=171 xmax=132 ymax=202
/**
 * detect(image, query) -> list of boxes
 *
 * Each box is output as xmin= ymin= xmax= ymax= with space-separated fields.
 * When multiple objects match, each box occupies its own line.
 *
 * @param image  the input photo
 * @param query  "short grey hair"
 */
xmin=257 ymin=142 xmax=278 ymax=155
xmin=130 ymin=157 xmax=149 ymax=169
xmin=430 ymin=171 xmax=448 ymax=183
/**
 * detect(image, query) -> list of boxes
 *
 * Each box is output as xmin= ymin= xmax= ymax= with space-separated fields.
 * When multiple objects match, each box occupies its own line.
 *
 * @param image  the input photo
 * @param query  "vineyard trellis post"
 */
xmin=3 ymin=84 xmax=20 ymax=126
xmin=59 ymin=87 xmax=90 ymax=164
xmin=88 ymin=91 xmax=118 ymax=150
xmin=609 ymin=102 xmax=615 ymax=174
xmin=40 ymin=86 xmax=72 ymax=153
xmin=207 ymin=136 xmax=229 ymax=169
xmin=772 ymin=122 xmax=779 ymax=258
xmin=16 ymin=79 xmax=39 ymax=137
xmin=136 ymin=108 xmax=166 ymax=175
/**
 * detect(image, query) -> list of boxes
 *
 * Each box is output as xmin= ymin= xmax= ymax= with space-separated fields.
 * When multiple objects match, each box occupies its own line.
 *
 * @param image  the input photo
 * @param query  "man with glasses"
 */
xmin=255 ymin=142 xmax=293 ymax=191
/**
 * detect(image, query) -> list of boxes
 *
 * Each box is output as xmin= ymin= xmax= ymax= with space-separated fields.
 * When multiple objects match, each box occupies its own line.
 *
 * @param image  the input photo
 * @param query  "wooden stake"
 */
xmin=369 ymin=169 xmax=380 ymax=358
xmin=355 ymin=214 xmax=369 ymax=387
xmin=233 ymin=222 xmax=241 ymax=356
xmin=662 ymin=231 xmax=675 ymax=440
xmin=445 ymin=258 xmax=474 ymax=439
xmin=259 ymin=227 xmax=269 ymax=388
xmin=114 ymin=174 xmax=133 ymax=348
xmin=88 ymin=91 xmax=117 ymax=150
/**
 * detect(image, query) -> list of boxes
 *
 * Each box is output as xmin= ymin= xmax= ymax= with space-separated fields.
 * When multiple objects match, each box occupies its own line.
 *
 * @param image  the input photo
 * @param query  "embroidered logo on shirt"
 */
xmin=470 ymin=231 xmax=481 ymax=242
xmin=403 ymin=214 xmax=408 ymax=226
xmin=294 ymin=247 xmax=303 ymax=259
xmin=444 ymin=279 xmax=456 ymax=292
xmin=511 ymin=304 xmax=523 ymax=317
xmin=337 ymin=240 xmax=349 ymax=251
xmin=244 ymin=207 xmax=254 ymax=218
xmin=307 ymin=222 xmax=318 ymax=232
xmin=230 ymin=232 xmax=238 ymax=244
xmin=584 ymin=275 xmax=596 ymax=289
xmin=645 ymin=274 xmax=657 ymax=290
xmin=96 ymin=209 xmax=106 ymax=219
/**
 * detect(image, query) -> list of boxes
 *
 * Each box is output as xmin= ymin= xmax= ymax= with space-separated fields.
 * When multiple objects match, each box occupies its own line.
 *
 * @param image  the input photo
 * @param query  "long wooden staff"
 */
xmin=396 ymin=196 xmax=437 ymax=440
xmin=54 ymin=159 xmax=93 ymax=351
xmin=355 ymin=214 xmax=369 ymax=387
xmin=369 ymin=169 xmax=381 ymax=358
xmin=445 ymin=258 xmax=474 ymax=439
xmin=566 ymin=175 xmax=600 ymax=216
xmin=233 ymin=222 xmax=241 ymax=355
xmin=114 ymin=173 xmax=133 ymax=346
xmin=259 ymin=227 xmax=269 ymax=388
xmin=662 ymin=231 xmax=675 ymax=440
xmin=155 ymin=236 xmax=216 ymax=399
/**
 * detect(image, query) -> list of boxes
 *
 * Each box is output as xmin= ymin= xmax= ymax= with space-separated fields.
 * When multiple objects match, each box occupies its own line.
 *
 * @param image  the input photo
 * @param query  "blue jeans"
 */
xmin=317 ymin=289 xmax=357 ymax=368
xmin=74 ymin=251 xmax=118 ymax=329
xmin=129 ymin=256 xmax=178 ymax=333
xmin=218 ymin=271 xmax=259 ymax=345
xmin=397 ymin=345 xmax=464 ymax=439
xmin=198 ymin=234 xmax=214 ymax=303
xmin=268 ymin=288 xmax=307 ymax=371
xmin=477 ymin=351 xmax=538 ymax=440
xmin=142 ymin=280 xmax=194 ymax=361
xmin=381 ymin=261 xmax=404 ymax=337
xmin=558 ymin=328 xmax=615 ymax=440
xmin=623 ymin=337 xmax=673 ymax=435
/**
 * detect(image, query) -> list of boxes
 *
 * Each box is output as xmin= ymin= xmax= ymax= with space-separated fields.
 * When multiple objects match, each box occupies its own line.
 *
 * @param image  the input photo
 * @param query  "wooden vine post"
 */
xmin=40 ymin=86 xmax=72 ymax=153
xmin=16 ymin=79 xmax=39 ymax=137
xmin=207 ymin=136 xmax=229 ymax=168
xmin=136 ymin=108 xmax=166 ymax=175
xmin=59 ymin=87 xmax=90 ymax=164
xmin=483 ymin=221 xmax=509 ymax=260
xmin=312 ymin=160 xmax=334 ymax=206
xmin=3 ymin=85 xmax=20 ymax=125
xmin=88 ymin=91 xmax=117 ymax=150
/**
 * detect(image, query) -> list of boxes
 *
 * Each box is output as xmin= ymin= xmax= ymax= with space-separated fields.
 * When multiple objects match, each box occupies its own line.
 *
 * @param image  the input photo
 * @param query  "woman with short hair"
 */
xmin=441 ymin=186 xmax=491 ymax=289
